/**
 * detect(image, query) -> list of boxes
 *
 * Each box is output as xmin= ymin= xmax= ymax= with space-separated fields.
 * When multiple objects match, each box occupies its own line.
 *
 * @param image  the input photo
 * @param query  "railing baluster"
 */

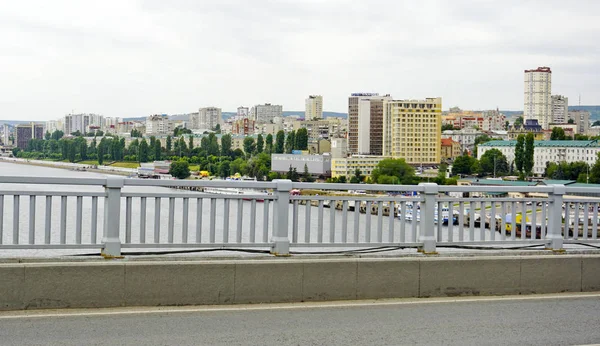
xmin=223 ymin=199 xmax=230 ymax=243
xmin=459 ymin=202 xmax=465 ymax=242
xmin=376 ymin=201 xmax=383 ymax=243
xmin=330 ymin=200 xmax=336 ymax=243
xmin=29 ymin=196 xmax=36 ymax=245
xmin=291 ymin=200 xmax=298 ymax=243
xmin=490 ymin=201 xmax=496 ymax=241
xmin=365 ymin=201 xmax=372 ymax=243
xmin=76 ymin=196 xmax=83 ymax=244
xmin=196 ymin=198 xmax=203 ymax=243
xmin=13 ymin=195 xmax=19 ymax=245
xmin=342 ymin=200 xmax=349 ymax=243
xmin=236 ymin=199 xmax=243 ymax=243
xmin=304 ymin=201 xmax=311 ymax=243
xmin=479 ymin=200 xmax=486 ymax=241
xmin=154 ymin=197 xmax=161 ymax=243
xmin=317 ymin=200 xmax=324 ymax=243
xmin=438 ymin=202 xmax=443 ymax=242
xmin=564 ymin=203 xmax=571 ymax=240
xmin=399 ymin=201 xmax=406 ymax=243
xmin=540 ymin=201 xmax=546 ymax=239
xmin=125 ymin=197 xmax=132 ymax=244
xmin=262 ymin=200 xmax=269 ymax=242
xmin=593 ymin=202 xmax=598 ymax=240
xmin=91 ymin=196 xmax=98 ymax=244
xmin=0 ymin=195 xmax=3 ymax=244
xmin=583 ymin=203 xmax=589 ymax=240
xmin=139 ymin=197 xmax=146 ymax=244
xmin=60 ymin=196 xmax=67 ymax=244
xmin=520 ymin=201 xmax=527 ymax=240
xmin=411 ymin=202 xmax=417 ymax=243
xmin=354 ymin=200 xmax=360 ymax=243
xmin=573 ymin=202 xmax=580 ymax=240
xmin=531 ymin=201 xmax=537 ymax=240
xmin=182 ymin=198 xmax=189 ymax=243
xmin=168 ymin=197 xmax=175 ymax=243
xmin=510 ymin=201 xmax=516 ymax=240
xmin=250 ymin=199 xmax=256 ymax=243
xmin=388 ymin=201 xmax=394 ymax=243
xmin=469 ymin=201 xmax=475 ymax=241
xmin=210 ymin=198 xmax=217 ymax=243
xmin=45 ymin=196 xmax=51 ymax=244
xmin=501 ymin=202 xmax=507 ymax=239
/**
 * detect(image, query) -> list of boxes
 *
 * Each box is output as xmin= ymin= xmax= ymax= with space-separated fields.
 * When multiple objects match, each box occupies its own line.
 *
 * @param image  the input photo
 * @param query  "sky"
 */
xmin=1 ymin=0 xmax=599 ymax=121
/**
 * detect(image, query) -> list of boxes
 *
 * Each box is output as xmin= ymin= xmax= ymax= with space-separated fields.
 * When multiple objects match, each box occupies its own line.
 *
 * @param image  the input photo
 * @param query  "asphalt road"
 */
xmin=1 ymin=294 xmax=599 ymax=346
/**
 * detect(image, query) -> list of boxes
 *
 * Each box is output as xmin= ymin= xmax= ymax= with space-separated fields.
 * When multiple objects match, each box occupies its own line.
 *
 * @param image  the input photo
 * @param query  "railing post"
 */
xmin=271 ymin=179 xmax=292 ymax=256
xmin=546 ymin=184 xmax=565 ymax=252
xmin=101 ymin=176 xmax=124 ymax=257
xmin=418 ymin=183 xmax=438 ymax=254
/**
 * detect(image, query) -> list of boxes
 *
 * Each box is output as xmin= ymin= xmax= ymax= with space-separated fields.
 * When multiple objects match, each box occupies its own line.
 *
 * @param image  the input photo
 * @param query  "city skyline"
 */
xmin=1 ymin=0 xmax=599 ymax=121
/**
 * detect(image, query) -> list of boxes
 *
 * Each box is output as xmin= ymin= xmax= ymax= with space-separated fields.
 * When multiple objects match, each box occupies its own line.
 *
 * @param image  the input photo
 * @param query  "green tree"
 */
xmin=44 ymin=131 xmax=51 ymax=140
xmin=515 ymin=134 xmax=525 ymax=173
xmin=441 ymin=124 xmax=456 ymax=131
xmin=568 ymin=118 xmax=575 ymax=124
xmin=169 ymin=160 xmax=191 ymax=179
xmin=214 ymin=124 xmax=221 ymax=134
xmin=524 ymin=133 xmax=535 ymax=176
xmin=207 ymin=133 xmax=220 ymax=156
xmin=139 ymin=139 xmax=149 ymax=162
xmin=301 ymin=163 xmax=314 ymax=182
xmin=589 ymin=153 xmax=600 ymax=183
xmin=514 ymin=116 xmax=524 ymax=128
xmin=97 ymin=141 xmax=105 ymax=165
xmin=256 ymin=134 xmax=264 ymax=154
xmin=370 ymin=159 xmax=415 ymax=184
xmin=153 ymin=140 xmax=162 ymax=161
xmin=285 ymin=130 xmax=296 ymax=153
xmin=479 ymin=149 xmax=509 ymax=177
xmin=218 ymin=161 xmax=230 ymax=178
xmin=243 ymin=137 xmax=256 ymax=157
xmin=221 ymin=134 xmax=232 ymax=157
xmin=451 ymin=154 xmax=477 ymax=176
xmin=265 ymin=133 xmax=273 ymax=154
xmin=473 ymin=134 xmax=492 ymax=157
xmin=166 ymin=136 xmax=172 ymax=154
xmin=51 ymin=130 xmax=64 ymax=141
xmin=188 ymin=136 xmax=194 ymax=152
xmin=275 ymin=130 xmax=285 ymax=154
xmin=295 ymin=128 xmax=309 ymax=150
xmin=550 ymin=127 xmax=566 ymax=140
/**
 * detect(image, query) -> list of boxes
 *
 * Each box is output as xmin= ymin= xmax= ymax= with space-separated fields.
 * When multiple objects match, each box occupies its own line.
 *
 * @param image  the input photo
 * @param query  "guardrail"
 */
xmin=0 ymin=176 xmax=598 ymax=256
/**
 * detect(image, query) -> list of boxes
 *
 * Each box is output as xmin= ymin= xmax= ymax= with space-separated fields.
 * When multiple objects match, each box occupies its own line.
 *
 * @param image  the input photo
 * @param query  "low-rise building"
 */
xmin=330 ymin=155 xmax=388 ymax=178
xmin=271 ymin=153 xmax=331 ymax=177
xmin=441 ymin=138 xmax=462 ymax=161
xmin=478 ymin=140 xmax=600 ymax=176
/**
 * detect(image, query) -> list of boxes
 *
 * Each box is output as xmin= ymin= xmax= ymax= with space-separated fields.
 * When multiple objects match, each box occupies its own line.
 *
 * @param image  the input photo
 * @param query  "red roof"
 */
xmin=441 ymin=138 xmax=453 ymax=146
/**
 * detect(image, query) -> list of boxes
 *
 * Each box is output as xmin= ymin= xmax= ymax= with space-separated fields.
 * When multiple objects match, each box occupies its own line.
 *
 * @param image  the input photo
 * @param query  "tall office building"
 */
xmin=524 ymin=67 xmax=552 ymax=130
xmin=305 ymin=95 xmax=323 ymax=120
xmin=382 ymin=97 xmax=442 ymax=165
xmin=347 ymin=93 xmax=391 ymax=155
xmin=252 ymin=103 xmax=283 ymax=123
xmin=551 ymin=95 xmax=569 ymax=124
xmin=15 ymin=123 xmax=44 ymax=149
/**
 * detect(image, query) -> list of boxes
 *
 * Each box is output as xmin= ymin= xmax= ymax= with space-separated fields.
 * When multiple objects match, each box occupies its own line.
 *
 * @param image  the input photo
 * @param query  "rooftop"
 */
xmin=480 ymin=140 xmax=599 ymax=148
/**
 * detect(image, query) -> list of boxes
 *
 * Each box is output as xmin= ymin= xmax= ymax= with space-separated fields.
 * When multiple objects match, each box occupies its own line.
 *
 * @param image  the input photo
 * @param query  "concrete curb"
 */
xmin=1 ymin=255 xmax=599 ymax=311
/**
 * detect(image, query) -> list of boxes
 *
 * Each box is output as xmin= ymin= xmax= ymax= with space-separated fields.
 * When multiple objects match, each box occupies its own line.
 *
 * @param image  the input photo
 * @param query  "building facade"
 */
xmin=15 ymin=123 xmax=44 ymax=149
xmin=568 ymin=110 xmax=590 ymax=135
xmin=551 ymin=95 xmax=568 ymax=124
xmin=271 ymin=153 xmax=331 ymax=177
xmin=478 ymin=140 xmax=600 ymax=176
xmin=145 ymin=114 xmax=172 ymax=135
xmin=347 ymin=93 xmax=391 ymax=156
xmin=441 ymin=138 xmax=462 ymax=161
xmin=305 ymin=95 xmax=323 ymax=120
xmin=190 ymin=107 xmax=222 ymax=131
xmin=231 ymin=118 xmax=256 ymax=136
xmin=331 ymin=155 xmax=387 ymax=178
xmin=524 ymin=66 xmax=552 ymax=130
xmin=64 ymin=114 xmax=104 ymax=135
xmin=382 ymin=97 xmax=442 ymax=165
xmin=252 ymin=104 xmax=283 ymax=124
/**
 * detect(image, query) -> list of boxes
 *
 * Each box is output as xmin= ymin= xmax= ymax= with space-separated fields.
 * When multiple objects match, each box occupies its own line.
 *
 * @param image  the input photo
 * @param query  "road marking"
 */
xmin=1 ymin=293 xmax=599 ymax=320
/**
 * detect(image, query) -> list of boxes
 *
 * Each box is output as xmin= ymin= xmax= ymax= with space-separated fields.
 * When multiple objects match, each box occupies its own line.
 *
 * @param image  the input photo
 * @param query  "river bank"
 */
xmin=0 ymin=157 xmax=135 ymax=177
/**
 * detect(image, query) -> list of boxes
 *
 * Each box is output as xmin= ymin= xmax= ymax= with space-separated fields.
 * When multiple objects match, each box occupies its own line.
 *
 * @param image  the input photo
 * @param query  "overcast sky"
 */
xmin=1 ymin=0 xmax=599 ymax=121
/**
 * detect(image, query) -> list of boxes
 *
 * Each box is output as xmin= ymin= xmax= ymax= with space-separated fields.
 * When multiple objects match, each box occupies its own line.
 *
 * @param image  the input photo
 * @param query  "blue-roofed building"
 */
xmin=478 ymin=140 xmax=600 ymax=176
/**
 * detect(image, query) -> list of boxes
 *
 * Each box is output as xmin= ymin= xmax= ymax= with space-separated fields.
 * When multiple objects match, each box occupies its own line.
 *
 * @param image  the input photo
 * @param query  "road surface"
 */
xmin=1 ymin=294 xmax=599 ymax=346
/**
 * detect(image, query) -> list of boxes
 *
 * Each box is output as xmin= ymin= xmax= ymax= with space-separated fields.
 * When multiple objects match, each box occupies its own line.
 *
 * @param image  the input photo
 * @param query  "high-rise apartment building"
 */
xmin=64 ymin=113 xmax=104 ymax=134
xmin=305 ymin=95 xmax=323 ymax=120
xmin=45 ymin=120 xmax=63 ymax=134
xmin=190 ymin=107 xmax=222 ymax=130
xmin=524 ymin=66 xmax=552 ymax=130
xmin=252 ymin=103 xmax=283 ymax=123
xmin=551 ymin=95 xmax=569 ymax=124
xmin=145 ymin=114 xmax=172 ymax=135
xmin=15 ymin=123 xmax=44 ymax=149
xmin=382 ymin=97 xmax=442 ymax=165
xmin=237 ymin=106 xmax=249 ymax=118
xmin=2 ymin=124 xmax=10 ymax=145
xmin=347 ymin=93 xmax=391 ymax=155
xmin=568 ymin=110 xmax=590 ymax=135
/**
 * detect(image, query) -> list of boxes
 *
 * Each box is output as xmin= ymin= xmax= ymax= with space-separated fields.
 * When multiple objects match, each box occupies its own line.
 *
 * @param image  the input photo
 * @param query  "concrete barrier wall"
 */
xmin=1 ymin=255 xmax=599 ymax=311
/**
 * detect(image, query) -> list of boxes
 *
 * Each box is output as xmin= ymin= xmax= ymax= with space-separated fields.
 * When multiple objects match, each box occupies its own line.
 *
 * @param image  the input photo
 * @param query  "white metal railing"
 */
xmin=0 ymin=176 xmax=598 ymax=256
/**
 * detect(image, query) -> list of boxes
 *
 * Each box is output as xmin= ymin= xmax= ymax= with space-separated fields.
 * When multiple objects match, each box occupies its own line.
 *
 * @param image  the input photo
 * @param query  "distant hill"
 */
xmin=125 ymin=110 xmax=348 ymax=122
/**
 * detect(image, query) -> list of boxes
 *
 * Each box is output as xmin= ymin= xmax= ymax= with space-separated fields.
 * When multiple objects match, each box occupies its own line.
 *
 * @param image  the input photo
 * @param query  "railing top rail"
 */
xmin=439 ymin=185 xmax=555 ymax=193
xmin=0 ymin=176 xmax=108 ymax=186
xmin=291 ymin=182 xmax=425 ymax=192
xmin=123 ymin=179 xmax=274 ymax=189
